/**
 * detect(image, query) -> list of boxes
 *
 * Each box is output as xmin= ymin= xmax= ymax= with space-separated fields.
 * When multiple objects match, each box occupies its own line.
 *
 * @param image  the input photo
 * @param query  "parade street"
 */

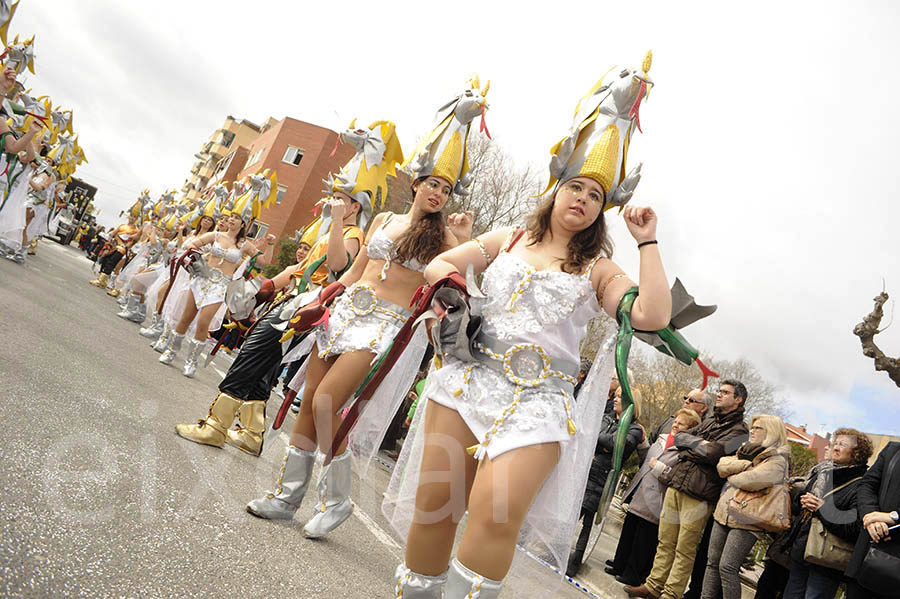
xmin=0 ymin=242 xmax=599 ymax=599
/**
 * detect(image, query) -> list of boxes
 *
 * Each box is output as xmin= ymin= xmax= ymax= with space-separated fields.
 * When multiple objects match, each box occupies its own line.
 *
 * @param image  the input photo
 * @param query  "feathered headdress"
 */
xmin=542 ymin=51 xmax=653 ymax=211
xmin=401 ymin=76 xmax=491 ymax=196
xmin=1 ymin=33 xmax=34 ymax=74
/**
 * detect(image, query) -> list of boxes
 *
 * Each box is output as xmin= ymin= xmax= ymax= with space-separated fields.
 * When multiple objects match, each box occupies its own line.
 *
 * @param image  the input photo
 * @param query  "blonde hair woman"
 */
xmin=701 ymin=415 xmax=790 ymax=599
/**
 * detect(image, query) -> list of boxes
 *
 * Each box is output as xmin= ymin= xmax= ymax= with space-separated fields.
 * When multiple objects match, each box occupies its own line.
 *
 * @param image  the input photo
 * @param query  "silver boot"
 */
xmin=302 ymin=451 xmax=354 ymax=538
xmin=140 ymin=314 xmax=165 ymax=340
xmin=246 ymin=446 xmax=315 ymax=519
xmin=128 ymin=302 xmax=147 ymax=324
xmin=394 ymin=564 xmax=447 ymax=598
xmin=117 ymin=295 xmax=140 ymax=320
xmin=151 ymin=322 xmax=172 ymax=351
xmin=182 ymin=339 xmax=203 ymax=377
xmin=159 ymin=332 xmax=184 ymax=365
xmin=445 ymin=559 xmax=502 ymax=599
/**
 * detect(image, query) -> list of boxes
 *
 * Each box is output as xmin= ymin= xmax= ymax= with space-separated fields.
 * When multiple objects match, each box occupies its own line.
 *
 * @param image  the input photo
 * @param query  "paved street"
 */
xmin=0 ymin=241 xmax=614 ymax=599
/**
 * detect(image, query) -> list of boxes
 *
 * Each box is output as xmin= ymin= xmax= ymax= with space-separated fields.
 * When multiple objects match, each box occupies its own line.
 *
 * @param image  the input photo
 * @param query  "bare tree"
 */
xmin=444 ymin=135 xmax=542 ymax=235
xmin=853 ymin=289 xmax=900 ymax=386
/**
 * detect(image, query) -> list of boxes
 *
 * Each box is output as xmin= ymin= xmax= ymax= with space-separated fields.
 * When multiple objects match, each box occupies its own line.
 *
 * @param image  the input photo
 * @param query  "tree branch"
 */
xmin=853 ymin=291 xmax=900 ymax=386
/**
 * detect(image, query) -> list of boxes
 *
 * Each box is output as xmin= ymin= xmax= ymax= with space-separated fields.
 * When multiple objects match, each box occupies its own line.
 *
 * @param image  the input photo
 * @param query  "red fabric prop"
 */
xmin=286 ymin=281 xmax=346 ymax=335
xmin=273 ymin=388 xmax=299 ymax=431
xmin=254 ymin=277 xmax=275 ymax=305
xmin=695 ymin=358 xmax=719 ymax=391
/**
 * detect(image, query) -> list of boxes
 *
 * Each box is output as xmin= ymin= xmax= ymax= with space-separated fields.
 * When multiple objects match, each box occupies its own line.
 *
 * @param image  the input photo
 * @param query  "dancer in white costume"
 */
xmin=244 ymin=84 xmax=484 ymax=541
xmin=157 ymin=175 xmax=276 ymax=378
xmin=388 ymin=54 xmax=672 ymax=599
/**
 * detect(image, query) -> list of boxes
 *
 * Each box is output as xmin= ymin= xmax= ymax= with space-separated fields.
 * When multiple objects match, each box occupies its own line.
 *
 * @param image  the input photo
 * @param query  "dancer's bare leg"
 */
xmin=192 ymin=303 xmax=221 ymax=342
xmin=405 ymin=401 xmax=479 ymax=576
xmin=174 ymin=292 xmax=199 ymax=335
xmin=309 ymin=349 xmax=376 ymax=454
xmin=455 ymin=442 xmax=561 ymax=580
xmin=288 ymin=345 xmax=333 ymax=451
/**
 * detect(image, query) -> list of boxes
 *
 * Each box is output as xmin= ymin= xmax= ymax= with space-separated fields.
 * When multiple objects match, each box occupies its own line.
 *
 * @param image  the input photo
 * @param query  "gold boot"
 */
xmin=226 ymin=400 xmax=266 ymax=456
xmin=90 ymin=272 xmax=109 ymax=287
xmin=107 ymin=287 xmax=121 ymax=298
xmin=27 ymin=239 xmax=37 ymax=255
xmin=175 ymin=393 xmax=242 ymax=448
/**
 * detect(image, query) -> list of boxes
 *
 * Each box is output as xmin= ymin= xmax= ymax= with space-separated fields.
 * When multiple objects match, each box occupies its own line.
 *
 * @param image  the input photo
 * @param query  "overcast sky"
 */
xmin=14 ymin=1 xmax=900 ymax=435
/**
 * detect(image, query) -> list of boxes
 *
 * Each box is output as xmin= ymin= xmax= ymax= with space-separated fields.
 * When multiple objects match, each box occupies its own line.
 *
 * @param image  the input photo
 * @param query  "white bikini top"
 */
xmin=367 ymin=213 xmax=427 ymax=280
xmin=209 ymin=233 xmax=242 ymax=264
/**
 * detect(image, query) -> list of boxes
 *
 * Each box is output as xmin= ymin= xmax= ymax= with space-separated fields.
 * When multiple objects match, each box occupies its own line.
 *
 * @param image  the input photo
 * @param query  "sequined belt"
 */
xmin=345 ymin=283 xmax=410 ymax=321
xmin=196 ymin=266 xmax=226 ymax=284
xmin=471 ymin=334 xmax=578 ymax=390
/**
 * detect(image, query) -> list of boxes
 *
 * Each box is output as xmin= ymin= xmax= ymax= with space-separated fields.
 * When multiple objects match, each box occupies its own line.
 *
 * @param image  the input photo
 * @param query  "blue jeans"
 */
xmin=782 ymin=559 xmax=840 ymax=599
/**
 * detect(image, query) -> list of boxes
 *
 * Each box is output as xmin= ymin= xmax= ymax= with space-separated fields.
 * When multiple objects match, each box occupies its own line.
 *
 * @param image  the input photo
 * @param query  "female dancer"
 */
xmin=140 ymin=215 xmax=213 ymax=340
xmin=157 ymin=209 xmax=275 ymax=377
xmin=389 ymin=56 xmax=670 ymax=598
xmin=245 ymin=83 xmax=487 ymax=541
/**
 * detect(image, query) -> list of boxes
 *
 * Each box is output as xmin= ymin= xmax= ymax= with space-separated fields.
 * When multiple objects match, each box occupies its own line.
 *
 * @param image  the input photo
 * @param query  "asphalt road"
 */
xmin=0 ymin=241 xmax=604 ymax=599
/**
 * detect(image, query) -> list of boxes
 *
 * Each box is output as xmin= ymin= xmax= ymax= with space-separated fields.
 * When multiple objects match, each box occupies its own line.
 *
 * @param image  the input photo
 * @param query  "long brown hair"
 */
xmin=392 ymin=179 xmax=445 ymax=265
xmin=524 ymin=190 xmax=614 ymax=274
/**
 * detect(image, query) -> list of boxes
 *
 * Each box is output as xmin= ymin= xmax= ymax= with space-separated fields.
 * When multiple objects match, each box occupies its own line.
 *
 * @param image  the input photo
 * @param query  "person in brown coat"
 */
xmin=625 ymin=379 xmax=749 ymax=599
xmin=702 ymin=415 xmax=790 ymax=599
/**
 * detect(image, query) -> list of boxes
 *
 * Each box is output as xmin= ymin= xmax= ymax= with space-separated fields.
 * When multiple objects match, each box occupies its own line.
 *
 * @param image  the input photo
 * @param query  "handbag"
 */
xmin=726 ymin=463 xmax=792 ymax=533
xmin=802 ymin=476 xmax=862 ymax=570
xmin=857 ymin=540 xmax=900 ymax=595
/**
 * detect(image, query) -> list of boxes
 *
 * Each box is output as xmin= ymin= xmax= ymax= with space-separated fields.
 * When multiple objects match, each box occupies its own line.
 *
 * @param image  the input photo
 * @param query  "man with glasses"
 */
xmin=625 ymin=380 xmax=749 ymax=599
xmin=650 ymin=389 xmax=712 ymax=442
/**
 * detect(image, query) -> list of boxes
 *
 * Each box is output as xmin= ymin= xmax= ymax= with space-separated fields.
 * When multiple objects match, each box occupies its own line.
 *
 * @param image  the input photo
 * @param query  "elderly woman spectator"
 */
xmin=780 ymin=428 xmax=873 ymax=599
xmin=845 ymin=441 xmax=900 ymax=599
xmin=700 ymin=415 xmax=791 ymax=599
xmin=608 ymin=408 xmax=703 ymax=585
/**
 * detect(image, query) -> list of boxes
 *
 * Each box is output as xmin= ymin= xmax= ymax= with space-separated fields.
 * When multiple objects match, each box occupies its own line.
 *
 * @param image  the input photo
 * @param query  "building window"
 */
xmin=222 ymin=131 xmax=235 ymax=148
xmin=245 ymin=147 xmax=265 ymax=169
xmin=276 ymin=184 xmax=288 ymax=205
xmin=282 ymin=146 xmax=304 ymax=166
xmin=247 ymin=221 xmax=269 ymax=239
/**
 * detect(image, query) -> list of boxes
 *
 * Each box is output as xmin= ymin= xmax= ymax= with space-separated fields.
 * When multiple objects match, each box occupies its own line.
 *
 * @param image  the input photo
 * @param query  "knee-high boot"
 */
xmin=393 ymin=564 xmax=447 ymax=598
xmin=302 ymin=451 xmax=354 ymax=538
xmin=152 ymin=322 xmax=172 ymax=352
xmin=225 ymin=400 xmax=266 ymax=456
xmin=117 ymin=295 xmax=141 ymax=320
xmin=246 ymin=446 xmax=315 ymax=519
xmin=182 ymin=338 xmax=203 ymax=378
xmin=445 ymin=558 xmax=503 ymax=599
xmin=140 ymin=313 xmax=165 ymax=339
xmin=174 ymin=392 xmax=242 ymax=448
xmin=159 ymin=332 xmax=184 ymax=364
xmin=90 ymin=272 xmax=109 ymax=287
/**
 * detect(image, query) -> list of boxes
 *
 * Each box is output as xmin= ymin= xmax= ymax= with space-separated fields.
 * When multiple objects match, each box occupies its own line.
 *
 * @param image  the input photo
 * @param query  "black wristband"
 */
xmin=637 ymin=240 xmax=658 ymax=249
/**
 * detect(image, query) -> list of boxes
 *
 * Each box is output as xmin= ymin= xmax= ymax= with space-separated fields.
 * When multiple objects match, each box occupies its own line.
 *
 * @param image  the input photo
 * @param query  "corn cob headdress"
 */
xmin=228 ymin=169 xmax=278 ymax=222
xmin=543 ymin=51 xmax=654 ymax=211
xmin=0 ymin=0 xmax=19 ymax=47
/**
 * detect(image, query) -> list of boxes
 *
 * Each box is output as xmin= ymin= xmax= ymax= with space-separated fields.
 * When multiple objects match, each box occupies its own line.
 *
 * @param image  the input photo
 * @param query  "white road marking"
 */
xmin=350 ymin=499 xmax=402 ymax=552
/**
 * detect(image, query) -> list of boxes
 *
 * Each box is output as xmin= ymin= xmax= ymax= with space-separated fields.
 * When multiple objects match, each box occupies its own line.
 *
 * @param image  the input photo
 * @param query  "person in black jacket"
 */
xmin=779 ymin=428 xmax=872 ymax=599
xmin=566 ymin=385 xmax=644 ymax=577
xmin=625 ymin=379 xmax=749 ymax=599
xmin=845 ymin=441 xmax=900 ymax=599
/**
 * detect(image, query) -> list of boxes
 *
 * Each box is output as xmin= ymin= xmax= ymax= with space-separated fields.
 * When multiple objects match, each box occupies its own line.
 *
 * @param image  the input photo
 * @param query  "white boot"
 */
xmin=159 ymin=333 xmax=184 ymax=365
xmin=152 ymin=322 xmax=172 ymax=352
xmin=302 ymin=451 xmax=354 ymax=538
xmin=117 ymin=295 xmax=141 ymax=320
xmin=128 ymin=302 xmax=147 ymax=324
xmin=444 ymin=559 xmax=502 ymax=599
xmin=246 ymin=447 xmax=316 ymax=519
xmin=394 ymin=564 xmax=447 ymax=598
xmin=182 ymin=338 xmax=203 ymax=377
xmin=140 ymin=314 xmax=165 ymax=340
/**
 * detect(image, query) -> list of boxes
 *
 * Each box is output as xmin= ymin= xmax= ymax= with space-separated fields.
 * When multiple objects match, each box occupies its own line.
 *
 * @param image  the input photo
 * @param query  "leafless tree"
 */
xmin=854 ymin=288 xmax=900 ymax=386
xmin=381 ymin=135 xmax=542 ymax=235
